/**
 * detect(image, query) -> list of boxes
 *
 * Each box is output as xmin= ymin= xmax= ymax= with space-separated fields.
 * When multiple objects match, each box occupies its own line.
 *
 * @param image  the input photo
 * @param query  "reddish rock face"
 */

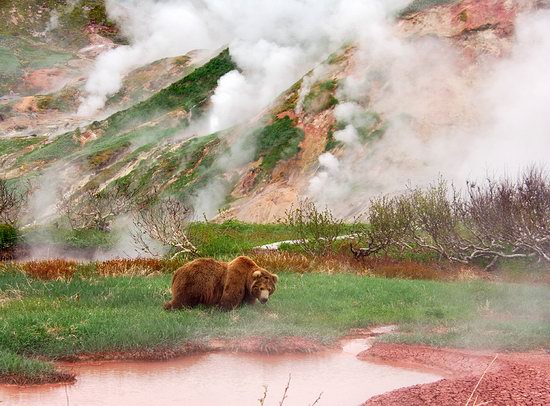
xmin=23 ymin=68 xmax=66 ymax=94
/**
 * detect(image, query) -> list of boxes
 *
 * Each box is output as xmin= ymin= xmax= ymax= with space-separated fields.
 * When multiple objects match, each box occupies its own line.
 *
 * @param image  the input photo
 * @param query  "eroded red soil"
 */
xmin=361 ymin=343 xmax=550 ymax=405
xmin=0 ymin=371 xmax=75 ymax=386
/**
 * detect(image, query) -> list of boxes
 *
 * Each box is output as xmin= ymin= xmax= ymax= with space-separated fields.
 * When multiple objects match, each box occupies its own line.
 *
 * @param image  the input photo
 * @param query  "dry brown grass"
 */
xmin=96 ymin=258 xmax=182 ymax=276
xmin=20 ymin=259 xmax=79 ymax=280
xmin=4 ymin=253 xmax=491 ymax=282
xmin=251 ymin=250 xmax=462 ymax=280
xmin=251 ymin=251 xmax=311 ymax=274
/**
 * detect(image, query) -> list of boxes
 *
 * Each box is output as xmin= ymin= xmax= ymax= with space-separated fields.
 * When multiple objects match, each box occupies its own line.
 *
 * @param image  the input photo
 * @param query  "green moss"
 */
xmin=105 ymin=49 xmax=236 ymax=135
xmin=87 ymin=143 xmax=131 ymax=170
xmin=168 ymin=135 xmax=222 ymax=198
xmin=399 ymin=0 xmax=459 ymax=17
xmin=254 ymin=117 xmax=304 ymax=173
xmin=303 ymin=80 xmax=339 ymax=114
xmin=36 ymin=86 xmax=79 ymax=112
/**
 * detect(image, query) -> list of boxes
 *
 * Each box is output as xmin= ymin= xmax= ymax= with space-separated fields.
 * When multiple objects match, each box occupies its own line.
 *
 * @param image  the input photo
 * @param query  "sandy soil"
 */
xmin=360 ymin=343 xmax=550 ymax=405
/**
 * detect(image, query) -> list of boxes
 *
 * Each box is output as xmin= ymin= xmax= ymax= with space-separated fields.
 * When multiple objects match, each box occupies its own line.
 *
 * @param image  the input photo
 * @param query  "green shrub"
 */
xmin=0 ymin=224 xmax=18 ymax=249
xmin=280 ymin=199 xmax=346 ymax=256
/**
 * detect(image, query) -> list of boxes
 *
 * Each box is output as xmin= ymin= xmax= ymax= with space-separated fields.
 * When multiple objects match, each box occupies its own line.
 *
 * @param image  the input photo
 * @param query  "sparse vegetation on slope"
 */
xmin=303 ymin=79 xmax=339 ymax=114
xmin=254 ymin=117 xmax=304 ymax=174
xmin=104 ymin=49 xmax=236 ymax=135
xmin=0 ymin=35 xmax=74 ymax=94
xmin=399 ymin=0 xmax=459 ymax=17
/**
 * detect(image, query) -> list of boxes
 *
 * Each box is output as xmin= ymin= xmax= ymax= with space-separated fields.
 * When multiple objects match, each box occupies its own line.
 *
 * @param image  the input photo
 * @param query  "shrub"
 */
xmin=280 ymin=199 xmax=345 ymax=256
xmin=251 ymin=251 xmax=312 ymax=273
xmin=0 ymin=178 xmax=27 ymax=225
xmin=132 ymin=197 xmax=197 ymax=258
xmin=0 ymin=224 xmax=17 ymax=250
xmin=358 ymin=169 xmax=550 ymax=270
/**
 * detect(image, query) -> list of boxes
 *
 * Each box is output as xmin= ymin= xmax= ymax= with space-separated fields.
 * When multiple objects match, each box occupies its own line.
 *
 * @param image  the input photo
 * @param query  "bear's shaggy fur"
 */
xmin=163 ymin=256 xmax=278 ymax=311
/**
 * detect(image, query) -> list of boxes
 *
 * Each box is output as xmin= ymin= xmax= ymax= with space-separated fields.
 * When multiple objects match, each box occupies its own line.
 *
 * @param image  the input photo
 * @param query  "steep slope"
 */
xmin=1 ymin=0 xmax=548 ymax=226
xmin=1 ymin=49 xmax=236 ymax=222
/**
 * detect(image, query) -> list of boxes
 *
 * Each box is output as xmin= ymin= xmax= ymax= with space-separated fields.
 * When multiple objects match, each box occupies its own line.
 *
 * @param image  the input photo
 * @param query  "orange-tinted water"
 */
xmin=0 ymin=340 xmax=442 ymax=406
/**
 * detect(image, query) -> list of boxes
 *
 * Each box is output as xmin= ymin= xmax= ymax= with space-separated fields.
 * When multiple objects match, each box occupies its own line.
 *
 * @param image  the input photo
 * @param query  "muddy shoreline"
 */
xmin=360 ymin=343 xmax=550 ymax=405
xmin=1 ymin=327 xmax=393 ymax=386
xmin=1 ymin=336 xmax=328 ymax=386
xmin=4 ymin=330 xmax=549 ymax=406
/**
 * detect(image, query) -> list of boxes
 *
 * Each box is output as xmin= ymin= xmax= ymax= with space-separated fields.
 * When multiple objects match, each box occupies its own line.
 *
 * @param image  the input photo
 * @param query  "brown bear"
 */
xmin=163 ymin=256 xmax=278 ymax=311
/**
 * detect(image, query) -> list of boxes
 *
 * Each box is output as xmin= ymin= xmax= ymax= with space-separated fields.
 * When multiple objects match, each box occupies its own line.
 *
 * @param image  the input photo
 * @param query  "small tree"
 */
xmin=58 ymin=183 xmax=136 ymax=231
xmin=132 ymin=197 xmax=197 ymax=259
xmin=357 ymin=169 xmax=550 ymax=269
xmin=280 ymin=199 xmax=345 ymax=256
xmin=0 ymin=178 xmax=28 ymax=225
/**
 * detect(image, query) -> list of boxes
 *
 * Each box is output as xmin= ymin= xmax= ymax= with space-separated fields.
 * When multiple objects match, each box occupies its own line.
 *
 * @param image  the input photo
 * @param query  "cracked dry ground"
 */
xmin=360 ymin=343 xmax=550 ymax=405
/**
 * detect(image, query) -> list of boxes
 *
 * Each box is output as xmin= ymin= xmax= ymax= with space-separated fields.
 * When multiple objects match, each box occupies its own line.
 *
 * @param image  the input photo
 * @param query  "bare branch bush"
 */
xmin=0 ymin=178 xmax=29 ymax=225
xmin=58 ymin=183 xmax=136 ymax=232
xmin=461 ymin=167 xmax=550 ymax=263
xmin=358 ymin=169 xmax=550 ymax=269
xmin=132 ymin=197 xmax=197 ymax=259
xmin=280 ymin=199 xmax=345 ymax=256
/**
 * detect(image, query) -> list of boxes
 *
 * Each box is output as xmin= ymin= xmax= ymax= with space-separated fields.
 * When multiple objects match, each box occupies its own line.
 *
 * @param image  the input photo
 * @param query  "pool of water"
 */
xmin=0 ymin=339 xmax=442 ymax=406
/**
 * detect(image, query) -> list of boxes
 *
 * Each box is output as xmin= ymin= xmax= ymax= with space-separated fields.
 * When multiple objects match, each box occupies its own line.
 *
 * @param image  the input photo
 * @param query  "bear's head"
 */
xmin=250 ymin=269 xmax=278 ymax=304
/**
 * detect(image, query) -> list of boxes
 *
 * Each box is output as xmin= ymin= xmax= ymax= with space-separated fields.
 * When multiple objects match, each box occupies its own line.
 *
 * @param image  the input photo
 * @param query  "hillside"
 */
xmin=1 ymin=0 xmax=548 ymax=228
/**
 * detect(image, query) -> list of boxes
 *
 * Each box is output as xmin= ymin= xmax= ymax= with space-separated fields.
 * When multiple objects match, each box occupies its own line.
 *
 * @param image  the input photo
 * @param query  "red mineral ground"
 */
xmin=361 ymin=343 xmax=550 ymax=406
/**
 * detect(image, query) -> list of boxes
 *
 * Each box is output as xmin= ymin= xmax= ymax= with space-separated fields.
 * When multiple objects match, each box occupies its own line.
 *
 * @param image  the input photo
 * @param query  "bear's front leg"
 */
xmin=219 ymin=285 xmax=245 ymax=311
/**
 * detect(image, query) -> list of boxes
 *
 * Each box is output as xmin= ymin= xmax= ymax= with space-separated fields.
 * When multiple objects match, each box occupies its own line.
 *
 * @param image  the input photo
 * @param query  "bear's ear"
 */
xmin=253 ymin=270 xmax=262 ymax=279
xmin=272 ymin=273 xmax=279 ymax=282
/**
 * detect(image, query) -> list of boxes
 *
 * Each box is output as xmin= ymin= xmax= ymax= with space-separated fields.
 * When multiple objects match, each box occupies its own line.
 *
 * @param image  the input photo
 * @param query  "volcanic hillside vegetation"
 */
xmin=0 ymin=0 xmax=120 ymax=95
xmin=3 ymin=49 xmax=237 ymax=206
xmin=1 ymin=0 xmax=549 ymax=234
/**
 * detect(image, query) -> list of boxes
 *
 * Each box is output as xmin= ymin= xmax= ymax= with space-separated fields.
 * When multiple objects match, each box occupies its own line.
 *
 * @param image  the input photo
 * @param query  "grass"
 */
xmin=0 ymin=265 xmax=548 ymax=381
xmin=17 ymin=133 xmax=79 ymax=164
xmin=0 ymin=137 xmax=45 ymax=156
xmin=0 ymin=349 xmax=57 ymax=382
xmin=23 ymin=226 xmax=116 ymax=250
xmin=189 ymin=220 xmax=296 ymax=257
xmin=14 ymin=48 xmax=233 ymax=169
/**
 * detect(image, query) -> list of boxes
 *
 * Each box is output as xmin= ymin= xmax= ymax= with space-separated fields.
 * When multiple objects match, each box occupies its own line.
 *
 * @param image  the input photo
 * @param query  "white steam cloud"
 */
xmin=78 ymin=0 xmax=407 ymax=117
xmin=308 ymin=9 xmax=550 ymax=216
xmin=78 ymin=0 xmax=550 ymax=218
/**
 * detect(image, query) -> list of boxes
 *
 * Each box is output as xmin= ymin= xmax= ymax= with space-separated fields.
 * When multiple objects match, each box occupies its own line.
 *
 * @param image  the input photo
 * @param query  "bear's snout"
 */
xmin=259 ymin=289 xmax=269 ymax=304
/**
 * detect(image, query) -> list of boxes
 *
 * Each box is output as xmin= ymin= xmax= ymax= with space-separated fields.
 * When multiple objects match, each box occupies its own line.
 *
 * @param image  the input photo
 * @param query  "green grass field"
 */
xmin=0 ymin=265 xmax=548 ymax=382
